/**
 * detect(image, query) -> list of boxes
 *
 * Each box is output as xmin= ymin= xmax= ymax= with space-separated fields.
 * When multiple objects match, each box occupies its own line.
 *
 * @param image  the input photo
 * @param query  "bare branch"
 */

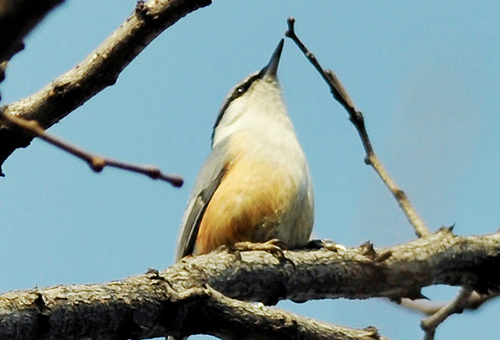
xmin=0 ymin=0 xmax=212 ymax=171
xmin=180 ymin=286 xmax=390 ymax=340
xmin=0 ymin=270 xmax=389 ymax=340
xmin=285 ymin=17 xmax=430 ymax=238
xmin=421 ymin=288 xmax=473 ymax=340
xmin=0 ymin=110 xmax=183 ymax=186
xmin=2 ymin=229 xmax=500 ymax=339
xmin=195 ymin=229 xmax=500 ymax=303
xmin=401 ymin=291 xmax=499 ymax=316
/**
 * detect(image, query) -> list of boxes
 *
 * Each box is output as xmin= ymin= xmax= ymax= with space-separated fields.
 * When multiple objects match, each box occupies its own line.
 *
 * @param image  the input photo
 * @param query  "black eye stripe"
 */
xmin=233 ymin=74 xmax=258 ymax=98
xmin=212 ymin=74 xmax=261 ymax=144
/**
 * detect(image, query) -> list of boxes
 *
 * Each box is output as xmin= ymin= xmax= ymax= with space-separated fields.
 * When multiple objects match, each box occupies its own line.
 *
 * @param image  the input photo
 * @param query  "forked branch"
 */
xmin=0 ymin=0 xmax=211 ymax=172
xmin=3 ymin=229 xmax=500 ymax=339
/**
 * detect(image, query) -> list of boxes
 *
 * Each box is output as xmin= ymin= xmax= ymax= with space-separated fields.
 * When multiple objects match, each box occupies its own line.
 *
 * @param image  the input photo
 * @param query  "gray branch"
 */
xmin=1 ymin=228 xmax=499 ymax=339
xmin=0 ymin=0 xmax=211 ymax=172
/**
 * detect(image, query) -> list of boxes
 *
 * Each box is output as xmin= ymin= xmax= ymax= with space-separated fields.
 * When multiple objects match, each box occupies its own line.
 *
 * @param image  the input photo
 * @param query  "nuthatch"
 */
xmin=175 ymin=39 xmax=314 ymax=261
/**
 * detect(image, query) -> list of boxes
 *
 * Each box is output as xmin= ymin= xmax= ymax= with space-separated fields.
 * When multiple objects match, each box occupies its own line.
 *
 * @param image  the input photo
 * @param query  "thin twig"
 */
xmin=401 ymin=291 xmax=497 ymax=316
xmin=420 ymin=287 xmax=473 ymax=340
xmin=285 ymin=17 xmax=430 ymax=238
xmin=0 ymin=111 xmax=183 ymax=187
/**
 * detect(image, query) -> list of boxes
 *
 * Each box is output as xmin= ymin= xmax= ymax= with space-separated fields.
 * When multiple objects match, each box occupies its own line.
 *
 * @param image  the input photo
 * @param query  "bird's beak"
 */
xmin=261 ymin=38 xmax=284 ymax=79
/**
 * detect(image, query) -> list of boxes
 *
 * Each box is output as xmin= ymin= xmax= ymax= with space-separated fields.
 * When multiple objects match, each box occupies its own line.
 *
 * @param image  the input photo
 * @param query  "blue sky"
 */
xmin=2 ymin=1 xmax=500 ymax=339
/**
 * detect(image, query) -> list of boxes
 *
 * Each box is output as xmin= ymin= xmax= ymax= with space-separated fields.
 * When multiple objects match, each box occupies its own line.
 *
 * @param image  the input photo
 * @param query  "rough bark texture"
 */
xmin=1 ymin=229 xmax=499 ymax=339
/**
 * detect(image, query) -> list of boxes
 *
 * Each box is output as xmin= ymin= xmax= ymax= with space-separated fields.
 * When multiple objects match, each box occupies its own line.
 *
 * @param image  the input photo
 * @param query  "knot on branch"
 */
xmin=135 ymin=1 xmax=152 ymax=21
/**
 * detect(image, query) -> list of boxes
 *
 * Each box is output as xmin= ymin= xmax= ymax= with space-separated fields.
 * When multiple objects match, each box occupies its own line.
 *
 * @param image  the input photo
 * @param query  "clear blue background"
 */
xmin=2 ymin=1 xmax=500 ymax=339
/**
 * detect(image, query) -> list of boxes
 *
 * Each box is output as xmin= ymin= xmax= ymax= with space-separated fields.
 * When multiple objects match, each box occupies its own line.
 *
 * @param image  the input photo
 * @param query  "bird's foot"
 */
xmin=232 ymin=239 xmax=294 ymax=266
xmin=233 ymin=238 xmax=287 ymax=257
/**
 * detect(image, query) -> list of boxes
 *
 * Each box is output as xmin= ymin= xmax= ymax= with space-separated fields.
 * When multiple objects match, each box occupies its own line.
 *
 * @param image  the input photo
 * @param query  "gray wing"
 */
xmin=174 ymin=139 xmax=231 ymax=261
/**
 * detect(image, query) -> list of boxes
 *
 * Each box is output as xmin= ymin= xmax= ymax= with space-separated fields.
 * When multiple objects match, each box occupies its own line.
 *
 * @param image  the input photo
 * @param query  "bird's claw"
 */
xmin=232 ymin=239 xmax=294 ymax=265
xmin=233 ymin=239 xmax=286 ymax=256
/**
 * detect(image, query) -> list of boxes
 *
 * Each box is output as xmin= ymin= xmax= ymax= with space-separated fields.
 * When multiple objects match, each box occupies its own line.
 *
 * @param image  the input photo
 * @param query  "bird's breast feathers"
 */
xmin=194 ymin=131 xmax=312 ymax=255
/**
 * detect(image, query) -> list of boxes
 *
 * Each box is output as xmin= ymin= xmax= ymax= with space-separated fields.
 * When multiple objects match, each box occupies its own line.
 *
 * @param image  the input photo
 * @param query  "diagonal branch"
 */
xmin=401 ymin=291 xmax=499 ymax=316
xmin=284 ymin=17 xmax=430 ymax=238
xmin=0 ymin=0 xmax=212 ymax=172
xmin=421 ymin=287 xmax=473 ymax=340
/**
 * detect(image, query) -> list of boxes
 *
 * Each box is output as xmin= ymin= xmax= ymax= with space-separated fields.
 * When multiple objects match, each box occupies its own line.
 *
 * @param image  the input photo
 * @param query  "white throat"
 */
xmin=213 ymin=78 xmax=296 ymax=147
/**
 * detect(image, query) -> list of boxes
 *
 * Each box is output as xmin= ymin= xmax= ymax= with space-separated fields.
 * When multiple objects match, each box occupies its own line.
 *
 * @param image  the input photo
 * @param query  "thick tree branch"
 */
xmin=190 ymin=228 xmax=500 ymax=303
xmin=0 ymin=0 xmax=211 ymax=172
xmin=173 ymin=286 xmax=389 ymax=340
xmin=0 ymin=271 xmax=389 ymax=340
xmin=1 ymin=229 xmax=499 ymax=339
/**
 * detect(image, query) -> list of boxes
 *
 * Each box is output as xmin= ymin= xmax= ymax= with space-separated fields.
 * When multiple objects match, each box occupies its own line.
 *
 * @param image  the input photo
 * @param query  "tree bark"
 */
xmin=1 ymin=228 xmax=498 ymax=339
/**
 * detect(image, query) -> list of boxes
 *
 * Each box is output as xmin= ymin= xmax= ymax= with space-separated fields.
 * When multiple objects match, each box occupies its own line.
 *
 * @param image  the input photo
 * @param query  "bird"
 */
xmin=175 ymin=38 xmax=314 ymax=262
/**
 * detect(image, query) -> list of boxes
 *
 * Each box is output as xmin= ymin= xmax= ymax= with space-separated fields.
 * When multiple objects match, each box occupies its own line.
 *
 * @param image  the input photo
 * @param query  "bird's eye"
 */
xmin=232 ymin=74 xmax=259 ymax=100
xmin=232 ymin=85 xmax=248 ymax=100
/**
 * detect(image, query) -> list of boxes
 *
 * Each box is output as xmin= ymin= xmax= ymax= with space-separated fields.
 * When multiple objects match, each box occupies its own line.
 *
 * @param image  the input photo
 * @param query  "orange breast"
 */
xmin=194 ymin=139 xmax=298 ymax=255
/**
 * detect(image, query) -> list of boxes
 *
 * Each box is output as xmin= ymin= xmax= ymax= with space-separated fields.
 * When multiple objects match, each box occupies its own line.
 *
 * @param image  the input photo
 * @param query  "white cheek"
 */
xmin=213 ymin=80 xmax=293 ymax=147
xmin=212 ymin=100 xmax=248 ymax=146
